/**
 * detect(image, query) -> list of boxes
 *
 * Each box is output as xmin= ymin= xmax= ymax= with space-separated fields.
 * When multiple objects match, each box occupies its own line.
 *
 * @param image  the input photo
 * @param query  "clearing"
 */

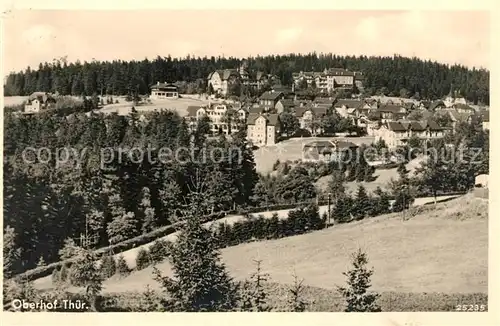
xmin=96 ymin=95 xmax=211 ymax=117
xmin=254 ymin=136 xmax=376 ymax=174
xmin=33 ymin=194 xmax=484 ymax=294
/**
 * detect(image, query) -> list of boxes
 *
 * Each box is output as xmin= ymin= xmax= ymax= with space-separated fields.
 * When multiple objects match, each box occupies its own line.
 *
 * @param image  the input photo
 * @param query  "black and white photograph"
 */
xmin=1 ymin=5 xmax=494 ymax=323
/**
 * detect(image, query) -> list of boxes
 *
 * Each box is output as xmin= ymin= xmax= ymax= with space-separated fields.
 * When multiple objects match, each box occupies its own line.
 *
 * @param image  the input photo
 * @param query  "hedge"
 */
xmin=130 ymin=204 xmax=326 ymax=272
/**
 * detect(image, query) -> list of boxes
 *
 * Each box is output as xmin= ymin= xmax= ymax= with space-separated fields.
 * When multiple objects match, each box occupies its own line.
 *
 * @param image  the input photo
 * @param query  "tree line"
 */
xmin=4 ymin=53 xmax=489 ymax=104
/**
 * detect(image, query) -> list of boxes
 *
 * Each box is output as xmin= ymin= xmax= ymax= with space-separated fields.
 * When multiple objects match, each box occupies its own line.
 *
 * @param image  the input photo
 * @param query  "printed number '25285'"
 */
xmin=455 ymin=304 xmax=487 ymax=312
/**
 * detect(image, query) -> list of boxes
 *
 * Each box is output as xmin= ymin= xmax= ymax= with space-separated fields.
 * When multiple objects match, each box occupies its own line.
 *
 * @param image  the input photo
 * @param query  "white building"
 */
xmin=150 ymin=82 xmax=179 ymax=99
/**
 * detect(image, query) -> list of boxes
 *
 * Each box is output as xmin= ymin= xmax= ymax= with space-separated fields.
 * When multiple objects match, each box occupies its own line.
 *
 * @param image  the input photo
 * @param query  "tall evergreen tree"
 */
xmin=152 ymin=208 xmax=238 ymax=312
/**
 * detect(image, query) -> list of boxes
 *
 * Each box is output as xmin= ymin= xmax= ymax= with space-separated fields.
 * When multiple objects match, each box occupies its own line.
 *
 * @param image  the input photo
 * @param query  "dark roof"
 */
xmin=208 ymin=69 xmax=240 ymax=81
xmin=28 ymin=92 xmax=56 ymax=104
xmin=246 ymin=113 xmax=279 ymax=126
xmin=429 ymin=100 xmax=446 ymax=111
xmin=334 ymin=99 xmax=363 ymax=109
xmin=385 ymin=119 xmax=442 ymax=132
xmin=267 ymin=114 xmax=279 ymax=126
xmin=259 ymin=91 xmax=284 ymax=101
xmin=278 ymin=99 xmax=295 ymax=108
xmin=150 ymin=83 xmax=177 ymax=90
xmin=248 ymin=106 xmax=264 ymax=114
xmin=386 ymin=121 xmax=407 ymax=132
xmin=272 ymin=85 xmax=294 ymax=94
xmin=303 ymin=140 xmax=358 ymax=151
xmin=186 ymin=106 xmax=201 ymax=117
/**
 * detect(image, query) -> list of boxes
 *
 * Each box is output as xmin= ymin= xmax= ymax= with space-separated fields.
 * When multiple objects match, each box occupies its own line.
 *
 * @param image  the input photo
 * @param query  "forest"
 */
xmin=3 ymin=53 xmax=490 ymax=104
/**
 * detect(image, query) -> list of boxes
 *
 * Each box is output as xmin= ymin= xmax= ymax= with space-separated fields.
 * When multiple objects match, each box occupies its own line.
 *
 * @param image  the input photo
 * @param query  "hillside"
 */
xmin=34 ymin=194 xmax=487 ymax=294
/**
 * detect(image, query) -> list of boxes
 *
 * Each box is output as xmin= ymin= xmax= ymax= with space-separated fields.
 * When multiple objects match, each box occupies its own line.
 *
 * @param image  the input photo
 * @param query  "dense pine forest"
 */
xmin=3 ymin=53 xmax=489 ymax=105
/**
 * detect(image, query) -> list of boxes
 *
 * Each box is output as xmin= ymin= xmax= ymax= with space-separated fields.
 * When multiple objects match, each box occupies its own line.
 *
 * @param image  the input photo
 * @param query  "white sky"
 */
xmin=2 ymin=10 xmax=490 ymax=73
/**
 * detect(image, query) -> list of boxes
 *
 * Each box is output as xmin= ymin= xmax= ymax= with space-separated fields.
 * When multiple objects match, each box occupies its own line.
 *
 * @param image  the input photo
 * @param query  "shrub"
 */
xmin=135 ymin=248 xmax=151 ymax=270
xmin=100 ymin=254 xmax=117 ymax=278
xmin=59 ymin=263 xmax=69 ymax=283
xmin=116 ymin=255 xmax=131 ymax=277
xmin=148 ymin=239 xmax=170 ymax=264
xmin=51 ymin=268 xmax=60 ymax=284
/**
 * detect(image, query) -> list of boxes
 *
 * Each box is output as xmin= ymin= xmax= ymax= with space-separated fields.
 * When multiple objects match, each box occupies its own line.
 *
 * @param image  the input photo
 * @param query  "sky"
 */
xmin=2 ymin=10 xmax=490 ymax=74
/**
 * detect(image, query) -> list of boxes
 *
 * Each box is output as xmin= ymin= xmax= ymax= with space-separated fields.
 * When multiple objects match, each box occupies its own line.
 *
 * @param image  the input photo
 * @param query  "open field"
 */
xmin=3 ymin=96 xmax=29 ymax=107
xmin=254 ymin=136 xmax=376 ymax=174
xmin=97 ymin=95 xmax=211 ymax=117
xmin=33 ymin=194 xmax=483 ymax=295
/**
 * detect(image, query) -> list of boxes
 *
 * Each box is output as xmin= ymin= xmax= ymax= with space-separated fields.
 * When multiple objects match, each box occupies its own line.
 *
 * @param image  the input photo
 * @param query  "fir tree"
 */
xmin=3 ymin=225 xmax=21 ymax=278
xmin=153 ymin=210 xmax=238 ymax=312
xmin=239 ymin=259 xmax=271 ymax=312
xmin=337 ymin=249 xmax=381 ymax=312
xmin=136 ymin=248 xmax=151 ymax=270
xmin=106 ymin=193 xmax=138 ymax=244
xmin=68 ymin=249 xmax=103 ymax=311
xmin=100 ymin=253 xmax=117 ymax=278
xmin=140 ymin=187 xmax=157 ymax=234
xmin=287 ymin=272 xmax=307 ymax=312
xmin=353 ymin=185 xmax=370 ymax=219
xmin=116 ymin=254 xmax=131 ymax=277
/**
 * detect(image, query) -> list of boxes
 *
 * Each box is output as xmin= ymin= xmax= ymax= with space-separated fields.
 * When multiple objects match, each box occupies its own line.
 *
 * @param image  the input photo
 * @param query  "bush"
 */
xmin=51 ymin=268 xmax=60 ymax=284
xmin=59 ymin=264 xmax=69 ymax=283
xmin=116 ymin=255 xmax=131 ymax=277
xmin=148 ymin=239 xmax=170 ymax=264
xmin=135 ymin=248 xmax=151 ymax=270
xmin=100 ymin=254 xmax=117 ymax=278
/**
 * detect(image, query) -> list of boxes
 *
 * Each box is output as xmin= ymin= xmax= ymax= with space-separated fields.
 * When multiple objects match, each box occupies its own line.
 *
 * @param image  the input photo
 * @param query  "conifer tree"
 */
xmin=3 ymin=226 xmax=21 ymax=278
xmin=239 ymin=259 xmax=271 ymax=312
xmin=140 ymin=187 xmax=157 ymax=234
xmin=153 ymin=206 xmax=238 ymax=312
xmin=68 ymin=249 xmax=103 ymax=311
xmin=287 ymin=272 xmax=307 ymax=312
xmin=136 ymin=248 xmax=151 ymax=270
xmin=337 ymin=249 xmax=381 ymax=312
xmin=106 ymin=193 xmax=138 ymax=244
xmin=116 ymin=254 xmax=131 ymax=277
xmin=100 ymin=253 xmax=117 ymax=278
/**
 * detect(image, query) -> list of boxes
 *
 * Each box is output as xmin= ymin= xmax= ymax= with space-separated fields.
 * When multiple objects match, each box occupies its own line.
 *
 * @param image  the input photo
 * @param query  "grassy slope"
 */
xmin=86 ymin=194 xmax=487 ymax=294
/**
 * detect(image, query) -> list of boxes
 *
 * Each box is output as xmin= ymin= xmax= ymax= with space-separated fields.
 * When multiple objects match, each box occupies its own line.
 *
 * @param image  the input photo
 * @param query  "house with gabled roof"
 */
xmin=246 ymin=113 xmax=281 ymax=146
xmin=185 ymin=103 xmax=246 ymax=135
xmin=373 ymin=119 xmax=444 ymax=149
xmin=334 ymin=99 xmax=363 ymax=118
xmin=258 ymin=90 xmax=285 ymax=111
xmin=294 ymin=105 xmax=328 ymax=136
xmin=302 ymin=140 xmax=359 ymax=162
xmin=374 ymin=104 xmax=408 ymax=122
xmin=150 ymin=82 xmax=179 ymax=99
xmin=24 ymin=92 xmax=57 ymax=113
xmin=207 ymin=69 xmax=240 ymax=96
xmin=275 ymin=98 xmax=296 ymax=113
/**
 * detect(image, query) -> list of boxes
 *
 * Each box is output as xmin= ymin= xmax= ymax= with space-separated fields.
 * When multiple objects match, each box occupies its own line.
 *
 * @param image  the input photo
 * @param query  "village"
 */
xmin=17 ymin=61 xmax=490 ymax=169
